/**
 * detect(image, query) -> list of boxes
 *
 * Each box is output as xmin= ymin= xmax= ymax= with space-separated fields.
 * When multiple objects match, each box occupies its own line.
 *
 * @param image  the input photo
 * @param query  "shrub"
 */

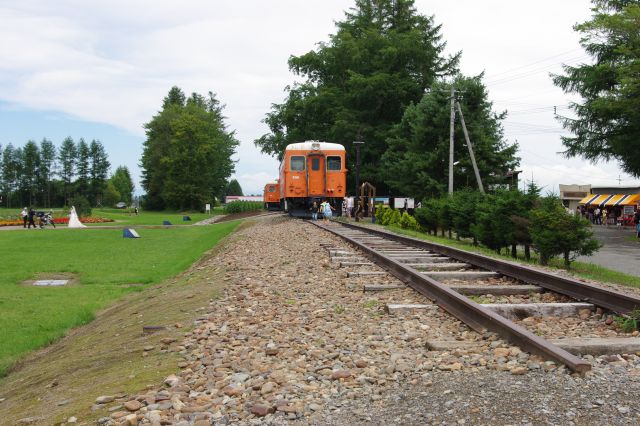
xmin=529 ymin=196 xmax=600 ymax=267
xmin=387 ymin=209 xmax=401 ymax=226
xmin=414 ymin=201 xmax=439 ymax=234
xmin=399 ymin=211 xmax=417 ymax=229
xmin=224 ymin=201 xmax=263 ymax=214
xmin=69 ymin=195 xmax=92 ymax=217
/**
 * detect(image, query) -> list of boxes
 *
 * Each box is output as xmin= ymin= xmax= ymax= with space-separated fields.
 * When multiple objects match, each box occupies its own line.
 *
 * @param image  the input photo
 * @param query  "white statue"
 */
xmin=68 ymin=206 xmax=86 ymax=228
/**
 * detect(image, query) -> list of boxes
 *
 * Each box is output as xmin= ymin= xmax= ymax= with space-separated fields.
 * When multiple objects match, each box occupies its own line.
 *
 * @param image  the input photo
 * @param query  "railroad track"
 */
xmin=311 ymin=220 xmax=640 ymax=373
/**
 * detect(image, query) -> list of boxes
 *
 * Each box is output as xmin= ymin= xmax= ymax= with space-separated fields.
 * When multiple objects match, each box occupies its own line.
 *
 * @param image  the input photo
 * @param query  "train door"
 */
xmin=307 ymin=155 xmax=325 ymax=196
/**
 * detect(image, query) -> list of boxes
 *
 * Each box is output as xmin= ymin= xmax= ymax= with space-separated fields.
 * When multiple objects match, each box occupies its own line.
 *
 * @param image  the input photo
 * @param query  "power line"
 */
xmin=482 ymin=48 xmax=585 ymax=80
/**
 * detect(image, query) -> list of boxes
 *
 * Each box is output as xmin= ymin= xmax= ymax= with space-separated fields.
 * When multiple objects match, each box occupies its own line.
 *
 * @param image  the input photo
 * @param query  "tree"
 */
xmin=529 ymin=197 xmax=600 ymax=267
xmin=1 ymin=144 xmax=20 ymax=208
xmin=75 ymin=138 xmax=90 ymax=199
xmin=141 ymin=87 xmax=239 ymax=210
xmin=226 ymin=179 xmax=243 ymax=196
xmin=39 ymin=138 xmax=57 ymax=208
xmin=110 ymin=166 xmax=134 ymax=204
xmin=58 ymin=137 xmax=76 ymax=204
xmin=552 ymin=0 xmax=640 ymax=176
xmin=382 ymin=77 xmax=519 ymax=199
xmin=21 ymin=140 xmax=40 ymax=206
xmin=89 ymin=140 xmax=110 ymax=205
xmin=102 ymin=180 xmax=121 ymax=206
xmin=255 ymin=0 xmax=459 ymax=192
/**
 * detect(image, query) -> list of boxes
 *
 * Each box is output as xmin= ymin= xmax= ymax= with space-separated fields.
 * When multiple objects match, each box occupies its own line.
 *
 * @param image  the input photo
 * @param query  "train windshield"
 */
xmin=268 ymin=186 xmax=276 ymax=192
xmin=290 ymin=156 xmax=305 ymax=171
xmin=327 ymin=156 xmax=341 ymax=171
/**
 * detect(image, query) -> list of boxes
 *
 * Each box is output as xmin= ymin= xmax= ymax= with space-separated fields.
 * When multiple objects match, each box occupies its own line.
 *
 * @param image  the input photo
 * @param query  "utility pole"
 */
xmin=456 ymin=101 xmax=484 ymax=194
xmin=448 ymin=87 xmax=455 ymax=195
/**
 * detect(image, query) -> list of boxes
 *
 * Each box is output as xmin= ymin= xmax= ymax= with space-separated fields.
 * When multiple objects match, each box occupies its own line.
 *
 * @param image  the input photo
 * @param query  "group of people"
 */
xmin=19 ymin=205 xmax=85 ymax=229
xmin=309 ymin=199 xmax=335 ymax=223
xmin=576 ymin=205 xmax=622 ymax=226
xmin=20 ymin=207 xmax=55 ymax=229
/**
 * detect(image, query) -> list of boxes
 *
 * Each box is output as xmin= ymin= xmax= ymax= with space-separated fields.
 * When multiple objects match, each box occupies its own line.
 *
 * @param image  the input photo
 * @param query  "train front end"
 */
xmin=279 ymin=141 xmax=346 ymax=218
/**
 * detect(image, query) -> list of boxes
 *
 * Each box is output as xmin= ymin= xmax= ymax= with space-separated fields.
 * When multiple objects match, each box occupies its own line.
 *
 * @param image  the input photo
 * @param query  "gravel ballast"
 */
xmin=94 ymin=217 xmax=640 ymax=425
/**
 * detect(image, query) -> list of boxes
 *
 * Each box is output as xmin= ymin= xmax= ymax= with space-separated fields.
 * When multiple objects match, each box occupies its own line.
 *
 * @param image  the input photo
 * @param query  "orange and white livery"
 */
xmin=263 ymin=182 xmax=281 ymax=211
xmin=278 ymin=141 xmax=346 ymax=217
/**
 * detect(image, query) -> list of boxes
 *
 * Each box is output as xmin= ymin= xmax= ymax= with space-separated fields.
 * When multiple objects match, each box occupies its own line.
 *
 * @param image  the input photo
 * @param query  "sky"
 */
xmin=1 ymin=0 xmax=638 ymax=196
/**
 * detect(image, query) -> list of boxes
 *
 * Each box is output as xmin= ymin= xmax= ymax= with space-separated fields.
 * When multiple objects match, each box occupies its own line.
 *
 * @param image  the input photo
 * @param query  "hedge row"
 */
xmin=223 ymin=201 xmax=263 ymax=214
xmin=378 ymin=188 xmax=600 ymax=268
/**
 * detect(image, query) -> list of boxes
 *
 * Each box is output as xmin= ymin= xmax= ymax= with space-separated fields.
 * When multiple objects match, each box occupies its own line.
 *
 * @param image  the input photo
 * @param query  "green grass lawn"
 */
xmin=0 ymin=221 xmax=239 ymax=376
xmin=88 ymin=208 xmax=224 ymax=226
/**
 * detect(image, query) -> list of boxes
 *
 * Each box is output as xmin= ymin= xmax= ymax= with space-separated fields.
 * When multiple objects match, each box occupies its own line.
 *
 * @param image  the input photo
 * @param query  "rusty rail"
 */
xmin=313 ymin=221 xmax=595 ymax=373
xmin=336 ymin=222 xmax=640 ymax=314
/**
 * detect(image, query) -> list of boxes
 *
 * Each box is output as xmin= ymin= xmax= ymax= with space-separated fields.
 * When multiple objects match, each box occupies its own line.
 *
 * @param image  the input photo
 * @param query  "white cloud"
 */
xmin=0 ymin=0 xmax=638 ymax=196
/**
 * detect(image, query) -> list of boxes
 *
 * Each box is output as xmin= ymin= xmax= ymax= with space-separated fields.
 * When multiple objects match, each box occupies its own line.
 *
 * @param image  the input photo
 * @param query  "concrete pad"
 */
xmin=386 ymin=304 xmax=439 ymax=314
xmin=423 ymin=271 xmax=500 ymax=280
xmin=33 ymin=279 xmax=69 ymax=286
xmin=483 ymin=302 xmax=594 ymax=320
xmin=550 ymin=337 xmax=640 ymax=356
xmin=347 ymin=271 xmax=387 ymax=277
xmin=449 ymin=284 xmax=542 ymax=295
xmin=410 ymin=262 xmax=470 ymax=271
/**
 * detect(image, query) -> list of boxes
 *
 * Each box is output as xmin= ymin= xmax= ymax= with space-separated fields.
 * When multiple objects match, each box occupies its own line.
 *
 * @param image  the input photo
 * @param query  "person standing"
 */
xmin=21 ymin=207 xmax=28 ymax=228
xmin=27 ymin=207 xmax=36 ymax=229
xmin=310 ymin=201 xmax=318 ymax=221
xmin=320 ymin=199 xmax=334 ymax=224
xmin=634 ymin=208 xmax=640 ymax=239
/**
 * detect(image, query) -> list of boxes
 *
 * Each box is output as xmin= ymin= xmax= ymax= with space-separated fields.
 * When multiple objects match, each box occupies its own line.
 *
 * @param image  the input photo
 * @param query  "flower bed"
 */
xmin=0 ymin=217 xmax=114 ymax=227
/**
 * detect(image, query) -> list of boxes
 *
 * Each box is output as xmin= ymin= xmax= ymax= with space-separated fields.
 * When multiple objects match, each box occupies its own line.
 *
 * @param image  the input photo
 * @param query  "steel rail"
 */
xmin=336 ymin=222 xmax=640 ymax=315
xmin=313 ymin=221 xmax=592 ymax=373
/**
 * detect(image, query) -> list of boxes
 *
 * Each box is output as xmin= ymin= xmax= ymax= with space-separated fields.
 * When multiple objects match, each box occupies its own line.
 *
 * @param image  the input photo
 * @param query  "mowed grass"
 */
xmin=89 ymin=208 xmax=224 ymax=226
xmin=0 ymin=221 xmax=240 ymax=375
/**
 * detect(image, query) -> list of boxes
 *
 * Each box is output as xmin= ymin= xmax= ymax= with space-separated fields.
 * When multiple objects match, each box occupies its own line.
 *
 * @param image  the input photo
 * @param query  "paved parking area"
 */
xmin=578 ymin=225 xmax=640 ymax=276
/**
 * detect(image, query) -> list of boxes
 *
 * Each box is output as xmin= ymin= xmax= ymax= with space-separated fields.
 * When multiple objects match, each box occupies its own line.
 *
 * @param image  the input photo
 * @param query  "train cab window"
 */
xmin=311 ymin=158 xmax=320 ymax=171
xmin=290 ymin=156 xmax=305 ymax=171
xmin=327 ymin=156 xmax=341 ymax=171
xmin=268 ymin=186 xmax=276 ymax=192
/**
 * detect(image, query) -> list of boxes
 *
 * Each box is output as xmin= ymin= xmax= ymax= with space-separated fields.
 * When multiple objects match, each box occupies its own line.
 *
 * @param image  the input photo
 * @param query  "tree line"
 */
xmin=255 ymin=0 xmax=519 ymax=198
xmin=0 ymin=138 xmax=134 ymax=210
xmin=255 ymin=0 xmax=639 ymax=196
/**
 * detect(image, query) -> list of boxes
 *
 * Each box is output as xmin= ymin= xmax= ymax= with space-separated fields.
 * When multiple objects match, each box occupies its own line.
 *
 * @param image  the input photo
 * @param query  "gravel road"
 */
xmin=93 ymin=216 xmax=640 ymax=425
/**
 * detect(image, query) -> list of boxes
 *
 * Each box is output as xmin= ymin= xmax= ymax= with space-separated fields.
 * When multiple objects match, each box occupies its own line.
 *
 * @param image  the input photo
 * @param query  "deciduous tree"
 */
xmin=141 ymin=87 xmax=239 ymax=210
xmin=110 ymin=166 xmax=134 ymax=205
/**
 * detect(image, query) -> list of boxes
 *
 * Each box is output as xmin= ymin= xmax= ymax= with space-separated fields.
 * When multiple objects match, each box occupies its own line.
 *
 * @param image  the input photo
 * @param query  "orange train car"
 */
xmin=279 ymin=141 xmax=346 ymax=217
xmin=263 ymin=181 xmax=281 ymax=211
